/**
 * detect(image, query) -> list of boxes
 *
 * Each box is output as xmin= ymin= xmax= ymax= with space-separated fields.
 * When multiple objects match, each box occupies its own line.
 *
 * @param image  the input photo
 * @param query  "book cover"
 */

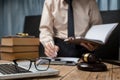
xmin=0 ymin=46 xmax=39 ymax=52
xmin=1 ymin=37 xmax=39 ymax=46
xmin=0 ymin=52 xmax=39 ymax=61
xmin=64 ymin=23 xmax=118 ymax=45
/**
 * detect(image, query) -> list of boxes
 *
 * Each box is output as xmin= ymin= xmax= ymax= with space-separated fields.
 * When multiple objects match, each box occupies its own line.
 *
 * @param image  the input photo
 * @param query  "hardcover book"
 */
xmin=1 ymin=37 xmax=39 ymax=46
xmin=64 ymin=23 xmax=118 ymax=45
xmin=0 ymin=52 xmax=39 ymax=61
xmin=0 ymin=46 xmax=39 ymax=52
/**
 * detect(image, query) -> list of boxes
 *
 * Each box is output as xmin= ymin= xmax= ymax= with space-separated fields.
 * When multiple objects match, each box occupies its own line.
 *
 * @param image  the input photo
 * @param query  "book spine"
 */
xmin=0 ymin=46 xmax=39 ymax=52
xmin=1 ymin=38 xmax=39 ymax=46
xmin=0 ymin=52 xmax=39 ymax=61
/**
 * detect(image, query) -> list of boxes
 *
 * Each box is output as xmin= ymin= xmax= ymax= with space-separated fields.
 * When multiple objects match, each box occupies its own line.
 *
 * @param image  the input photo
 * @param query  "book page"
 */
xmin=85 ymin=23 xmax=118 ymax=43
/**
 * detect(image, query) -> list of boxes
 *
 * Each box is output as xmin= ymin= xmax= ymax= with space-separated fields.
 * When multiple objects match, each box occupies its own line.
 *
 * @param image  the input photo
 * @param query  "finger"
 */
xmin=54 ymin=45 xmax=59 ymax=52
xmin=80 ymin=43 xmax=89 ymax=49
xmin=80 ymin=43 xmax=93 ymax=51
xmin=45 ymin=47 xmax=54 ymax=57
xmin=48 ymin=42 xmax=59 ymax=57
xmin=45 ymin=42 xmax=59 ymax=57
xmin=45 ymin=49 xmax=56 ymax=58
xmin=45 ymin=44 xmax=56 ymax=57
xmin=86 ymin=43 xmax=94 ymax=51
xmin=87 ymin=43 xmax=99 ymax=50
xmin=87 ymin=43 xmax=94 ymax=49
xmin=46 ymin=43 xmax=55 ymax=54
xmin=48 ymin=42 xmax=54 ymax=50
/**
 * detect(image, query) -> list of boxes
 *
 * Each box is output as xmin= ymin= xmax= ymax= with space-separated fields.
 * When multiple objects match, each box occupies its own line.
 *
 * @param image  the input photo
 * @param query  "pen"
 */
xmin=49 ymin=41 xmax=57 ymax=57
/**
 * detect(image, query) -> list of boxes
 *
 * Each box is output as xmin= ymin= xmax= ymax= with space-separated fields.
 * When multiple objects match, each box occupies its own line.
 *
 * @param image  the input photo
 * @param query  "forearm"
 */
xmin=39 ymin=27 xmax=54 ymax=46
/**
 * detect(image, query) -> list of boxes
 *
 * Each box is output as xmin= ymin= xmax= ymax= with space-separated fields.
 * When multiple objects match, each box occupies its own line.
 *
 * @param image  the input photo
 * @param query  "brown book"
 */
xmin=0 ymin=52 xmax=39 ymax=61
xmin=1 ymin=37 xmax=39 ymax=46
xmin=0 ymin=46 xmax=39 ymax=52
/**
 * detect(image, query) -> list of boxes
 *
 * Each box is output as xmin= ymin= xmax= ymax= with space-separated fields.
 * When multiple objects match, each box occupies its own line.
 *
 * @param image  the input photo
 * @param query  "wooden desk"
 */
xmin=23 ymin=63 xmax=120 ymax=80
xmin=0 ymin=61 xmax=120 ymax=80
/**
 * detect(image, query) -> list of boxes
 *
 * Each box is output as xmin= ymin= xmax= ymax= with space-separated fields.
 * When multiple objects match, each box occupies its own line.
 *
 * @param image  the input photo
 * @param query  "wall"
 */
xmin=0 ymin=0 xmax=120 ymax=38
xmin=0 ymin=0 xmax=3 ymax=39
xmin=0 ymin=0 xmax=44 ymax=39
xmin=97 ymin=0 xmax=120 ymax=10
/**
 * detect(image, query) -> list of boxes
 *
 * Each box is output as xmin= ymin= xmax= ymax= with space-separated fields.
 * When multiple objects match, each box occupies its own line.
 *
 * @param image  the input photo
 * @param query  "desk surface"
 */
xmin=0 ymin=60 xmax=120 ymax=80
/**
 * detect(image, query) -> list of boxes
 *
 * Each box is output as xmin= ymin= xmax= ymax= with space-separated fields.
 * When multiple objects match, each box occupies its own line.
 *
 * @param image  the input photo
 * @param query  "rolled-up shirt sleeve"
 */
xmin=89 ymin=0 xmax=102 ymax=26
xmin=39 ymin=0 xmax=54 ymax=46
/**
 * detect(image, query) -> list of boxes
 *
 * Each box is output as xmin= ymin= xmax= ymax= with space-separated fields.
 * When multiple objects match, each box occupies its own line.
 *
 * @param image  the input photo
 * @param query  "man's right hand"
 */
xmin=44 ymin=42 xmax=59 ymax=58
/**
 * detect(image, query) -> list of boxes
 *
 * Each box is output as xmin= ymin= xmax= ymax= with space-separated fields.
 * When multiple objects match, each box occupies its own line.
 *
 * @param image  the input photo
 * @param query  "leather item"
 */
xmin=77 ymin=62 xmax=107 ymax=72
xmin=77 ymin=53 xmax=107 ymax=72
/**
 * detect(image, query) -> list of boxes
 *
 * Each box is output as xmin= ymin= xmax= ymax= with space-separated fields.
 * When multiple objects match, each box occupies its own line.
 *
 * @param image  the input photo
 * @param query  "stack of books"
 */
xmin=0 ymin=37 xmax=40 ymax=60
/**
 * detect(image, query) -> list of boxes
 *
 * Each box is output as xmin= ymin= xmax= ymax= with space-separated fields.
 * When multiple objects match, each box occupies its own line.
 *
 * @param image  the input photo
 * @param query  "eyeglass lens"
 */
xmin=14 ymin=60 xmax=31 ymax=71
xmin=14 ymin=59 xmax=50 ymax=71
xmin=35 ymin=59 xmax=50 ymax=71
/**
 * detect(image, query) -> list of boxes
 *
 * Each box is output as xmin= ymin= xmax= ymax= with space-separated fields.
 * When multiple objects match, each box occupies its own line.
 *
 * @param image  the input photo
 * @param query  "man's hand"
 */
xmin=80 ymin=42 xmax=99 ymax=51
xmin=45 ymin=42 xmax=59 ymax=58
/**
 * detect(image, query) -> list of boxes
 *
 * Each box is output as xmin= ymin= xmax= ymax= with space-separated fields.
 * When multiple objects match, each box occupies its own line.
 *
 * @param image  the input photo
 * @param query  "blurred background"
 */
xmin=0 ymin=0 xmax=120 ymax=59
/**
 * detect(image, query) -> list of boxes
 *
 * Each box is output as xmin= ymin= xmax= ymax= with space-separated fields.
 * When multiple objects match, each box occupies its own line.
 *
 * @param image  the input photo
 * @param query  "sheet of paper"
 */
xmin=85 ymin=23 xmax=118 ymax=43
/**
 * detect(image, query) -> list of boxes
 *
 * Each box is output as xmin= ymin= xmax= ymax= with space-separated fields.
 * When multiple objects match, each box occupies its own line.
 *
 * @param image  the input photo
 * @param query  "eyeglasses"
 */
xmin=13 ymin=58 xmax=51 ymax=72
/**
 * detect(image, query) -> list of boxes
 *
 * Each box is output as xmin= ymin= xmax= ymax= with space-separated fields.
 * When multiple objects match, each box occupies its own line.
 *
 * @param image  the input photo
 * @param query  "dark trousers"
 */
xmin=54 ymin=37 xmax=92 ymax=58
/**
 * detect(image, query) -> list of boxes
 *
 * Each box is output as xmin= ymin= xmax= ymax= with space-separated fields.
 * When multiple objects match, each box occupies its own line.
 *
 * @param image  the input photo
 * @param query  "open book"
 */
xmin=64 ymin=23 xmax=118 ymax=45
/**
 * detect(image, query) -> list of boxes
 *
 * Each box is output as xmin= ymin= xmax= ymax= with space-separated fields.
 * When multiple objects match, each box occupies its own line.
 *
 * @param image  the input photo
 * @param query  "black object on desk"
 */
xmin=77 ymin=53 xmax=107 ymax=72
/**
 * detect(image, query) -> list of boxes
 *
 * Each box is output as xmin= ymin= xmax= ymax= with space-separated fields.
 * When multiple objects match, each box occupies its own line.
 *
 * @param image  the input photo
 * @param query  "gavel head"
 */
xmin=81 ymin=53 xmax=99 ymax=63
xmin=77 ymin=53 xmax=107 ymax=71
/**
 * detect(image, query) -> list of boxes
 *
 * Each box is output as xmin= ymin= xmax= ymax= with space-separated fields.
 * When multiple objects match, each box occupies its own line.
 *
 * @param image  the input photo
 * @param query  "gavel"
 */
xmin=77 ymin=53 xmax=107 ymax=72
xmin=81 ymin=53 xmax=101 ymax=63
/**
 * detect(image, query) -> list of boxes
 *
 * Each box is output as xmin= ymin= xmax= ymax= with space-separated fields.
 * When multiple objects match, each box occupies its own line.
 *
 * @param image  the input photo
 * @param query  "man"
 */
xmin=39 ymin=0 xmax=102 ymax=58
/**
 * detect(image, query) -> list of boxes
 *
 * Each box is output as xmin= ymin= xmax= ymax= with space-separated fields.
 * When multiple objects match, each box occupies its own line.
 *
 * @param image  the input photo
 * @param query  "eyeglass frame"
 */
xmin=13 ymin=58 xmax=51 ymax=71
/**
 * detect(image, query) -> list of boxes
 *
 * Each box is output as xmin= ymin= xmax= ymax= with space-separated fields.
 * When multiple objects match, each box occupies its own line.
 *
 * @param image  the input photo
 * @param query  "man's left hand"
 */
xmin=80 ymin=42 xmax=99 ymax=51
